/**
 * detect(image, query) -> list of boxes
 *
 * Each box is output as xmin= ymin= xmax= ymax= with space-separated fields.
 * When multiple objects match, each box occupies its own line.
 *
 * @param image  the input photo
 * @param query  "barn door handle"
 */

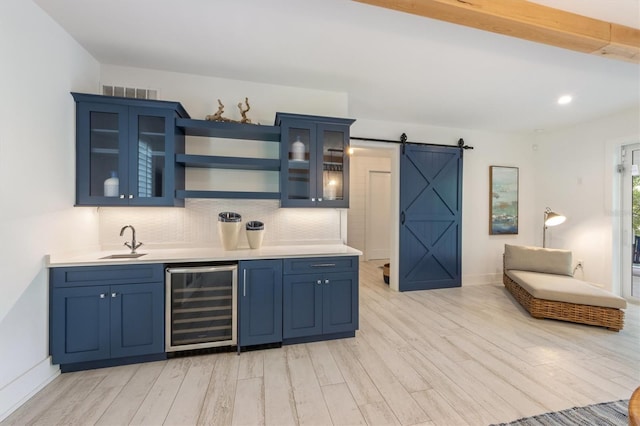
xmin=401 ymin=212 xmax=405 ymax=225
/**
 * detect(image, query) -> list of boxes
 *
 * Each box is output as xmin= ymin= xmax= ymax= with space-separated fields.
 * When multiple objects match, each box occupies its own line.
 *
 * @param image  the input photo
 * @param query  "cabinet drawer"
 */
xmin=51 ymin=264 xmax=164 ymax=288
xmin=283 ymin=256 xmax=357 ymax=275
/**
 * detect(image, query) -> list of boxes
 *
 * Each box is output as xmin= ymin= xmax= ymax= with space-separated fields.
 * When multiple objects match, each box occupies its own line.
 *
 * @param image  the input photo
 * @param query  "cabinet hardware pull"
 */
xmin=317 ymin=280 xmax=322 ymax=285
xmin=111 ymin=292 xmax=117 ymax=298
xmin=100 ymin=293 xmax=106 ymax=299
xmin=119 ymin=195 xmax=125 ymax=199
xmin=243 ymin=269 xmax=247 ymax=297
xmin=311 ymin=263 xmax=336 ymax=268
xmin=318 ymin=198 xmax=323 ymax=202
xmin=128 ymin=194 xmax=134 ymax=199
xmin=325 ymin=279 xmax=329 ymax=284
xmin=312 ymin=198 xmax=316 ymax=202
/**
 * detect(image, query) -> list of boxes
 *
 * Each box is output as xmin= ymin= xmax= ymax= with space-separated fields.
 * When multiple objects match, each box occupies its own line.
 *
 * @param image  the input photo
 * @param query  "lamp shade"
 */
xmin=544 ymin=211 xmax=566 ymax=227
xmin=543 ymin=207 xmax=565 ymax=248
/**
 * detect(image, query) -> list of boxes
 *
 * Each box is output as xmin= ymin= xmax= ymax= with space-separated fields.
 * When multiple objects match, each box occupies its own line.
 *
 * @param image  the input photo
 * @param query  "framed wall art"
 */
xmin=489 ymin=166 xmax=518 ymax=235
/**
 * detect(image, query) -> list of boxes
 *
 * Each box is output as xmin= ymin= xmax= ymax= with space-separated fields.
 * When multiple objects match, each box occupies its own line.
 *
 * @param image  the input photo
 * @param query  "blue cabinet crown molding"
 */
xmin=71 ymin=92 xmax=189 ymax=119
xmin=274 ymin=112 xmax=356 ymax=127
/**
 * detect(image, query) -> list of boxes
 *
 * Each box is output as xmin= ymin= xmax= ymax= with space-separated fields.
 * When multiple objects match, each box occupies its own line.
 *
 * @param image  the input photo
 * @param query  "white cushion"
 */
xmin=506 ymin=270 xmax=627 ymax=309
xmin=504 ymin=244 xmax=572 ymax=276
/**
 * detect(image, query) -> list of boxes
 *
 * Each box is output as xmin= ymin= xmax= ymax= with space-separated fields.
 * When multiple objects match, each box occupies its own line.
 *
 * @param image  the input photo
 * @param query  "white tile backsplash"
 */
xmin=99 ymin=199 xmax=344 ymax=250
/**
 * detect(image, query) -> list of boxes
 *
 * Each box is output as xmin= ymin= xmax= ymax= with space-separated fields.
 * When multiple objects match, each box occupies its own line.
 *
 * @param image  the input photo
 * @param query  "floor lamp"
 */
xmin=543 ymin=207 xmax=566 ymax=248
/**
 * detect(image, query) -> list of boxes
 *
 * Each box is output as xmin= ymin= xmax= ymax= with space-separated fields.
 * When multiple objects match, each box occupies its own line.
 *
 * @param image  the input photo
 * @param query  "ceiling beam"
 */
xmin=353 ymin=0 xmax=640 ymax=63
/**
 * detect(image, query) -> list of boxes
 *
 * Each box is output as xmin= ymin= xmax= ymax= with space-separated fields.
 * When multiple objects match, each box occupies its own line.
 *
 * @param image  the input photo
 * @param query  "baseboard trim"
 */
xmin=0 ymin=357 xmax=60 ymax=422
xmin=462 ymin=273 xmax=502 ymax=286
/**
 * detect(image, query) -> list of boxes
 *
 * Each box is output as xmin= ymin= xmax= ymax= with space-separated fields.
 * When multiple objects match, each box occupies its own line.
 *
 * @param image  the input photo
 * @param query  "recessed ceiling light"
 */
xmin=557 ymin=95 xmax=573 ymax=105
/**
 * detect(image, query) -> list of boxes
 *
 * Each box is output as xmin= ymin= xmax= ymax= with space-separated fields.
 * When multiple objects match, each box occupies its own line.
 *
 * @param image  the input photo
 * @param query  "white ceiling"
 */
xmin=35 ymin=0 xmax=640 ymax=134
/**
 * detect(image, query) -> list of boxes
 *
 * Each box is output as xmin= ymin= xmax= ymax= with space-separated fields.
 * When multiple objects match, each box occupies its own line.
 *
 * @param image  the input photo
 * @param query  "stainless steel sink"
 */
xmin=100 ymin=253 xmax=147 ymax=259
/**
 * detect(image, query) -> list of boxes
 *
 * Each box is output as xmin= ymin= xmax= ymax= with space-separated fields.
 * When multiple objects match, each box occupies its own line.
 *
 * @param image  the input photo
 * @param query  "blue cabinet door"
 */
xmin=110 ymin=282 xmax=165 ymax=358
xmin=127 ymin=107 xmax=182 ymax=206
xmin=51 ymin=286 xmax=111 ymax=364
xmin=283 ymin=274 xmax=323 ymax=338
xmin=279 ymin=118 xmax=315 ymax=207
xmin=238 ymin=260 xmax=283 ymax=347
xmin=322 ymin=271 xmax=359 ymax=334
xmin=75 ymin=101 xmax=130 ymax=206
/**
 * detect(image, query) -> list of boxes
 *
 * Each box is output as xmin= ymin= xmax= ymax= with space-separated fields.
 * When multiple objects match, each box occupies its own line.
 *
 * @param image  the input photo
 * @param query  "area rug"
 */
xmin=491 ymin=399 xmax=629 ymax=426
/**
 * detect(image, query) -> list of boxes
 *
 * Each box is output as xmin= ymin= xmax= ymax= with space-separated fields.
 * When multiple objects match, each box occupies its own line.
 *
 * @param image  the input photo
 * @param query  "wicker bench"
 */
xmin=503 ymin=244 xmax=626 ymax=331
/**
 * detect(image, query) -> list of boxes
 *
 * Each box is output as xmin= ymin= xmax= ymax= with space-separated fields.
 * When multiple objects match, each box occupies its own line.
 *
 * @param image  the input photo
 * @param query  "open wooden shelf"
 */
xmin=176 ymin=118 xmax=280 ymax=141
xmin=176 ymin=154 xmax=280 ymax=171
xmin=176 ymin=190 xmax=280 ymax=200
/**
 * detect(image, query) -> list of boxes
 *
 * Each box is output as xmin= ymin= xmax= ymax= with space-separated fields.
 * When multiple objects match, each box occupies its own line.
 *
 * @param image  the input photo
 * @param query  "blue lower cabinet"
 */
xmin=283 ymin=257 xmax=359 ymax=342
xmin=238 ymin=260 xmax=283 ymax=348
xmin=50 ymin=264 xmax=165 ymax=371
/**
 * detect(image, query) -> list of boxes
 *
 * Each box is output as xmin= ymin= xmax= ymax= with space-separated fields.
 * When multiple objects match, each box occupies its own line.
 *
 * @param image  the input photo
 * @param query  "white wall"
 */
xmin=533 ymin=107 xmax=640 ymax=292
xmin=101 ymin=64 xmax=349 ymax=121
xmin=0 ymin=0 xmax=101 ymax=420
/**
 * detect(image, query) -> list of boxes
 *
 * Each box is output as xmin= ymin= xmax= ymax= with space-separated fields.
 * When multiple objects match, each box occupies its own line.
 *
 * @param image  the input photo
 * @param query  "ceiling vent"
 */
xmin=101 ymin=84 xmax=159 ymax=100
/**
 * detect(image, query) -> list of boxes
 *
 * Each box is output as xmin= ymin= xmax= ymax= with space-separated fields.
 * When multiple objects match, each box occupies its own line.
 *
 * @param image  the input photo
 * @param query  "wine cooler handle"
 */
xmin=243 ymin=269 xmax=247 ymax=297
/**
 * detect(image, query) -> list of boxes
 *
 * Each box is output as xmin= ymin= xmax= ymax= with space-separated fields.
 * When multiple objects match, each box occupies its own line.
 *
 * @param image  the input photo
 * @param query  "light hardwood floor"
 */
xmin=4 ymin=261 xmax=639 ymax=426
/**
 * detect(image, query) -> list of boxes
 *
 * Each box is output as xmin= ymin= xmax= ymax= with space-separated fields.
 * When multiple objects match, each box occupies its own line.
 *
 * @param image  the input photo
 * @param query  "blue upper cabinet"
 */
xmin=72 ymin=93 xmax=189 ymax=207
xmin=276 ymin=113 xmax=355 ymax=208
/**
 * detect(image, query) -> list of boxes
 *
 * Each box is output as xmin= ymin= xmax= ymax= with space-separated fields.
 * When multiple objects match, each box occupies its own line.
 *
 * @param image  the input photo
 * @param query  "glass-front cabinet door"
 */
xmin=129 ymin=107 xmax=175 ymax=205
xmin=277 ymin=113 xmax=355 ymax=208
xmin=77 ymin=102 xmax=129 ymax=206
xmin=282 ymin=122 xmax=315 ymax=206
xmin=318 ymin=124 xmax=349 ymax=208
xmin=73 ymin=93 xmax=186 ymax=207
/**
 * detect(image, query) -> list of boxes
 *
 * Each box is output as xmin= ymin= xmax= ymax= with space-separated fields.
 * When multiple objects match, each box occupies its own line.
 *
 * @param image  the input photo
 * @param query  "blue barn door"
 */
xmin=399 ymin=144 xmax=462 ymax=291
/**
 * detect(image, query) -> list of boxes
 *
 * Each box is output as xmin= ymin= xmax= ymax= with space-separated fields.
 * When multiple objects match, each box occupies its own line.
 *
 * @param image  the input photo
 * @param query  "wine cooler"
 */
xmin=165 ymin=264 xmax=237 ymax=352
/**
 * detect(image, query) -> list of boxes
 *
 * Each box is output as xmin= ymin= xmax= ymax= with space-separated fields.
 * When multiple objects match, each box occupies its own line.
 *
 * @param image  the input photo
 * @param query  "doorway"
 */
xmin=621 ymin=143 xmax=640 ymax=300
xmin=348 ymin=140 xmax=400 ymax=290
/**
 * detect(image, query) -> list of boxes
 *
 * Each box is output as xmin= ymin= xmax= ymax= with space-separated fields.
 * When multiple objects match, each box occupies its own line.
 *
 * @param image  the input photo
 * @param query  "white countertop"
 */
xmin=46 ymin=244 xmax=362 ymax=268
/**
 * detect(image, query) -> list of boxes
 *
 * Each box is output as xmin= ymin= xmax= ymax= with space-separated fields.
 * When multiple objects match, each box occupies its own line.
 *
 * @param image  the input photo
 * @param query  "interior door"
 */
xmin=399 ymin=144 xmax=462 ymax=291
xmin=366 ymin=171 xmax=391 ymax=260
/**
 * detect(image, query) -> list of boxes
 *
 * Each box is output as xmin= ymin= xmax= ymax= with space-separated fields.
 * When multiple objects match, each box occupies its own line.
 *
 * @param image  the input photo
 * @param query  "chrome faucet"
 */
xmin=120 ymin=225 xmax=143 ymax=254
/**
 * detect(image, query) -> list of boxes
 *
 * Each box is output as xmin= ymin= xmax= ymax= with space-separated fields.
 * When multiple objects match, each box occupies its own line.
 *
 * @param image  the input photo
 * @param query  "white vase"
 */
xmin=291 ymin=136 xmax=305 ymax=161
xmin=104 ymin=171 xmax=119 ymax=197
xmin=246 ymin=229 xmax=265 ymax=249
xmin=218 ymin=221 xmax=242 ymax=250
